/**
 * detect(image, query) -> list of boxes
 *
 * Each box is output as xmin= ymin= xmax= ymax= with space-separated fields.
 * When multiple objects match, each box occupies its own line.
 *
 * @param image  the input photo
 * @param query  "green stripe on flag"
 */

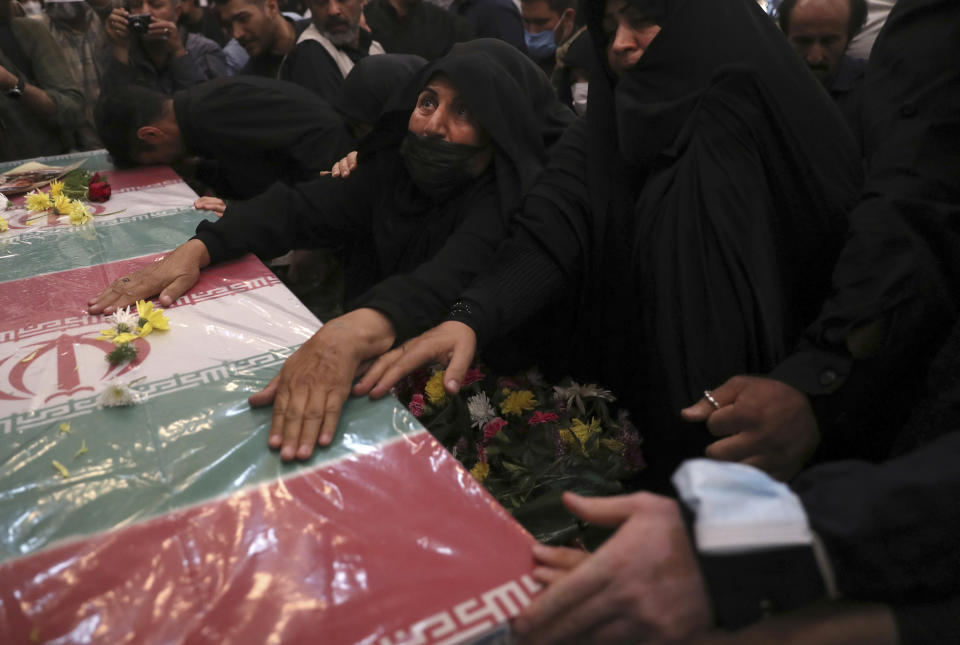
xmin=0 ymin=209 xmax=208 ymax=281
xmin=0 ymin=346 xmax=422 ymax=562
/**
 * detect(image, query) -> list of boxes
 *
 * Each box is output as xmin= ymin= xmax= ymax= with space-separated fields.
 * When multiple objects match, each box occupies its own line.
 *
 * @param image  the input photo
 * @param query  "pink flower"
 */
xmin=408 ymin=393 xmax=425 ymax=417
xmin=462 ymin=366 xmax=484 ymax=386
xmin=482 ymin=417 xmax=507 ymax=443
xmin=528 ymin=411 xmax=559 ymax=425
xmin=476 ymin=443 xmax=488 ymax=464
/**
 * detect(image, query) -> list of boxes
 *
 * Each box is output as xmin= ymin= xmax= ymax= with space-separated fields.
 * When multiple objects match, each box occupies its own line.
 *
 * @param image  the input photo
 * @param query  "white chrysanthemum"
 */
xmin=467 ymin=391 xmax=496 ymax=429
xmin=553 ymin=382 xmax=616 ymax=415
xmin=98 ymin=381 xmax=143 ymax=407
xmin=106 ymin=306 xmax=138 ymax=331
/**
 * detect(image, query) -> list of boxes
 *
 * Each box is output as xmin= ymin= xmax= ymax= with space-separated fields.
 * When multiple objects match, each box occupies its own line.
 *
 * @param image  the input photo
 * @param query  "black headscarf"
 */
xmin=514 ymin=0 xmax=862 ymax=482
xmin=348 ymin=38 xmax=573 ymax=295
xmin=447 ymin=38 xmax=576 ymax=151
xmin=333 ymin=53 xmax=428 ymax=127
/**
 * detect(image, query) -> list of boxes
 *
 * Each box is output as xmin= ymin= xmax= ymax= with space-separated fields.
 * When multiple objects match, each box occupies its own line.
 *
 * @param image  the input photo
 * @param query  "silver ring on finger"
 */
xmin=704 ymin=389 xmax=721 ymax=410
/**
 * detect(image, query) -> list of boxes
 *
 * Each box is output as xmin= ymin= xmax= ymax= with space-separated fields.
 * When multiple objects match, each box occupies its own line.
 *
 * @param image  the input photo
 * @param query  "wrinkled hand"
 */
xmin=681 ymin=375 xmax=820 ymax=481
xmin=194 ymin=196 xmax=226 ymax=217
xmin=105 ymin=8 xmax=131 ymax=49
xmin=514 ymin=492 xmax=712 ymax=644
xmin=330 ymin=151 xmax=358 ymax=178
xmin=87 ymin=239 xmax=210 ymax=315
xmin=353 ymin=320 xmax=477 ymax=399
xmin=249 ymin=308 xmax=395 ymax=460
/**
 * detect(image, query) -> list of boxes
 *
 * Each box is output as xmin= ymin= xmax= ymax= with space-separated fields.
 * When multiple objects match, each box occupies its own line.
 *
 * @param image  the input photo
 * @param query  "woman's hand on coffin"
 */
xmin=193 ymin=196 xmax=226 ymax=216
xmin=248 ymin=308 xmax=396 ymax=460
xmin=353 ymin=321 xmax=477 ymax=399
xmin=86 ymin=239 xmax=210 ymax=315
xmin=681 ymin=375 xmax=820 ymax=482
xmin=513 ymin=491 xmax=712 ymax=645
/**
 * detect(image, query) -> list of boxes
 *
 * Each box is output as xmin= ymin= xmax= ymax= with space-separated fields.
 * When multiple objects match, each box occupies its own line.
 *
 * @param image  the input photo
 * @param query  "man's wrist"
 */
xmin=350 ymin=308 xmax=397 ymax=355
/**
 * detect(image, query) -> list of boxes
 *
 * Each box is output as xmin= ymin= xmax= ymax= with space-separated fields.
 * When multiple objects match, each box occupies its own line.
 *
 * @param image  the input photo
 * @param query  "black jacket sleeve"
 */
xmin=193 ymin=170 xmax=373 ymax=264
xmin=769 ymin=0 xmax=960 ymax=448
xmin=450 ymin=122 xmax=591 ymax=347
xmin=793 ymin=430 xmax=960 ymax=604
xmin=354 ymin=186 xmax=512 ymax=342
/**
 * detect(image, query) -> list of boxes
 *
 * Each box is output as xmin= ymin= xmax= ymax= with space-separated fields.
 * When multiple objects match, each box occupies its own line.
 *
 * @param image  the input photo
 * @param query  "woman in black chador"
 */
xmin=359 ymin=0 xmax=863 ymax=489
xmin=87 ymin=40 xmax=574 ymax=459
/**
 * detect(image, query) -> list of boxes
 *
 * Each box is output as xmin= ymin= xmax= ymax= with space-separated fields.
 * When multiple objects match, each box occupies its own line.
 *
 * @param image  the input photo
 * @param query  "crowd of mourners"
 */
xmin=3 ymin=0 xmax=959 ymax=641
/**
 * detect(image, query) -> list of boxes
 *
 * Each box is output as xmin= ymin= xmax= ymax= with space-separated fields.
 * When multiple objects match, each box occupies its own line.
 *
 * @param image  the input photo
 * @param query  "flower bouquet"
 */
xmin=23 ymin=169 xmax=114 ymax=226
xmin=395 ymin=365 xmax=644 ymax=544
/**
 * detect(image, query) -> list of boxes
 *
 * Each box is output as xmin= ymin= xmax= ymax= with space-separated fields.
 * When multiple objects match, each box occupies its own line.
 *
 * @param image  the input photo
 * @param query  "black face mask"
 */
xmin=399 ymin=131 xmax=485 ymax=201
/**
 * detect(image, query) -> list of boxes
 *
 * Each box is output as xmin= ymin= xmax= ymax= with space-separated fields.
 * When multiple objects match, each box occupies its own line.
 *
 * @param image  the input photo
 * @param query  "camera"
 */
xmin=127 ymin=13 xmax=152 ymax=33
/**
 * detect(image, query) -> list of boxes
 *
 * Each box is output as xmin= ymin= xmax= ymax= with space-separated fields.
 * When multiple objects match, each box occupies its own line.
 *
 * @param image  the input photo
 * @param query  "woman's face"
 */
xmin=603 ymin=0 xmax=662 ymax=76
xmin=407 ymin=74 xmax=483 ymax=146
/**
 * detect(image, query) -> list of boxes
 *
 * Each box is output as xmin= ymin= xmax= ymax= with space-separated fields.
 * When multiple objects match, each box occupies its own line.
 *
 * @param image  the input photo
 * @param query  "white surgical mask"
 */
xmin=571 ymin=82 xmax=588 ymax=116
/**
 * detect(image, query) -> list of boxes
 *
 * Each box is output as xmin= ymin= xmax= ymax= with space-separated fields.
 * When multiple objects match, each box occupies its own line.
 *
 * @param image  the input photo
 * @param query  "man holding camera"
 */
xmin=104 ymin=0 xmax=226 ymax=95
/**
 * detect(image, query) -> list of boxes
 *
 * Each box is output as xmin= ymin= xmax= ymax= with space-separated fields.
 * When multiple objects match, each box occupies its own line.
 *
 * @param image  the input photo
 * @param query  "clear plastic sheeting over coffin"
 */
xmin=0 ymin=151 xmax=540 ymax=644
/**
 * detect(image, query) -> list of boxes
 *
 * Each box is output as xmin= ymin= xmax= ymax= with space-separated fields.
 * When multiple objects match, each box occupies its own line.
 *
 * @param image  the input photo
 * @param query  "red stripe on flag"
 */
xmin=0 ymin=433 xmax=537 ymax=644
xmin=1 ymin=255 xmax=276 ymax=334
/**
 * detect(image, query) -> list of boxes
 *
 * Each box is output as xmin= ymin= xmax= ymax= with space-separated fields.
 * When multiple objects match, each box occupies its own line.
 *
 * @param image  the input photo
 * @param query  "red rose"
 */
xmin=90 ymin=172 xmax=102 ymax=183
xmin=88 ymin=181 xmax=111 ymax=202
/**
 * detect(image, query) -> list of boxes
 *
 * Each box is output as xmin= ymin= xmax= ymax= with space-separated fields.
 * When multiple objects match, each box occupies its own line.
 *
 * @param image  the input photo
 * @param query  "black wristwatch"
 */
xmin=5 ymin=73 xmax=25 ymax=99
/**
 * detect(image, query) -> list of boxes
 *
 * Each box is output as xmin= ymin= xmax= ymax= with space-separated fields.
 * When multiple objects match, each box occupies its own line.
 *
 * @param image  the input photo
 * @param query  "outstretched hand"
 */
xmin=249 ymin=308 xmax=395 ymax=460
xmin=87 ymin=239 xmax=210 ymax=315
xmin=513 ymin=491 xmax=712 ymax=644
xmin=681 ymin=375 xmax=820 ymax=481
xmin=352 ymin=320 xmax=477 ymax=399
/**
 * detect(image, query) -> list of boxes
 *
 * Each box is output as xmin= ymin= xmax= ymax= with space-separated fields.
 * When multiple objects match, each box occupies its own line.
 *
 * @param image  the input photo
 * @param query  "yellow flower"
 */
xmin=53 ymin=193 xmax=73 ymax=215
xmin=25 ymin=190 xmax=52 ymax=212
xmin=500 ymin=390 xmax=537 ymax=416
xmin=49 ymin=179 xmax=64 ymax=197
xmin=97 ymin=328 xmax=139 ymax=344
xmin=425 ymin=369 xmax=447 ymax=406
xmin=470 ymin=460 xmax=490 ymax=483
xmin=566 ymin=417 xmax=603 ymax=455
xmin=135 ymin=299 xmax=170 ymax=336
xmin=68 ymin=200 xmax=91 ymax=225
xmin=0 ymin=216 xmax=7 ymax=232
